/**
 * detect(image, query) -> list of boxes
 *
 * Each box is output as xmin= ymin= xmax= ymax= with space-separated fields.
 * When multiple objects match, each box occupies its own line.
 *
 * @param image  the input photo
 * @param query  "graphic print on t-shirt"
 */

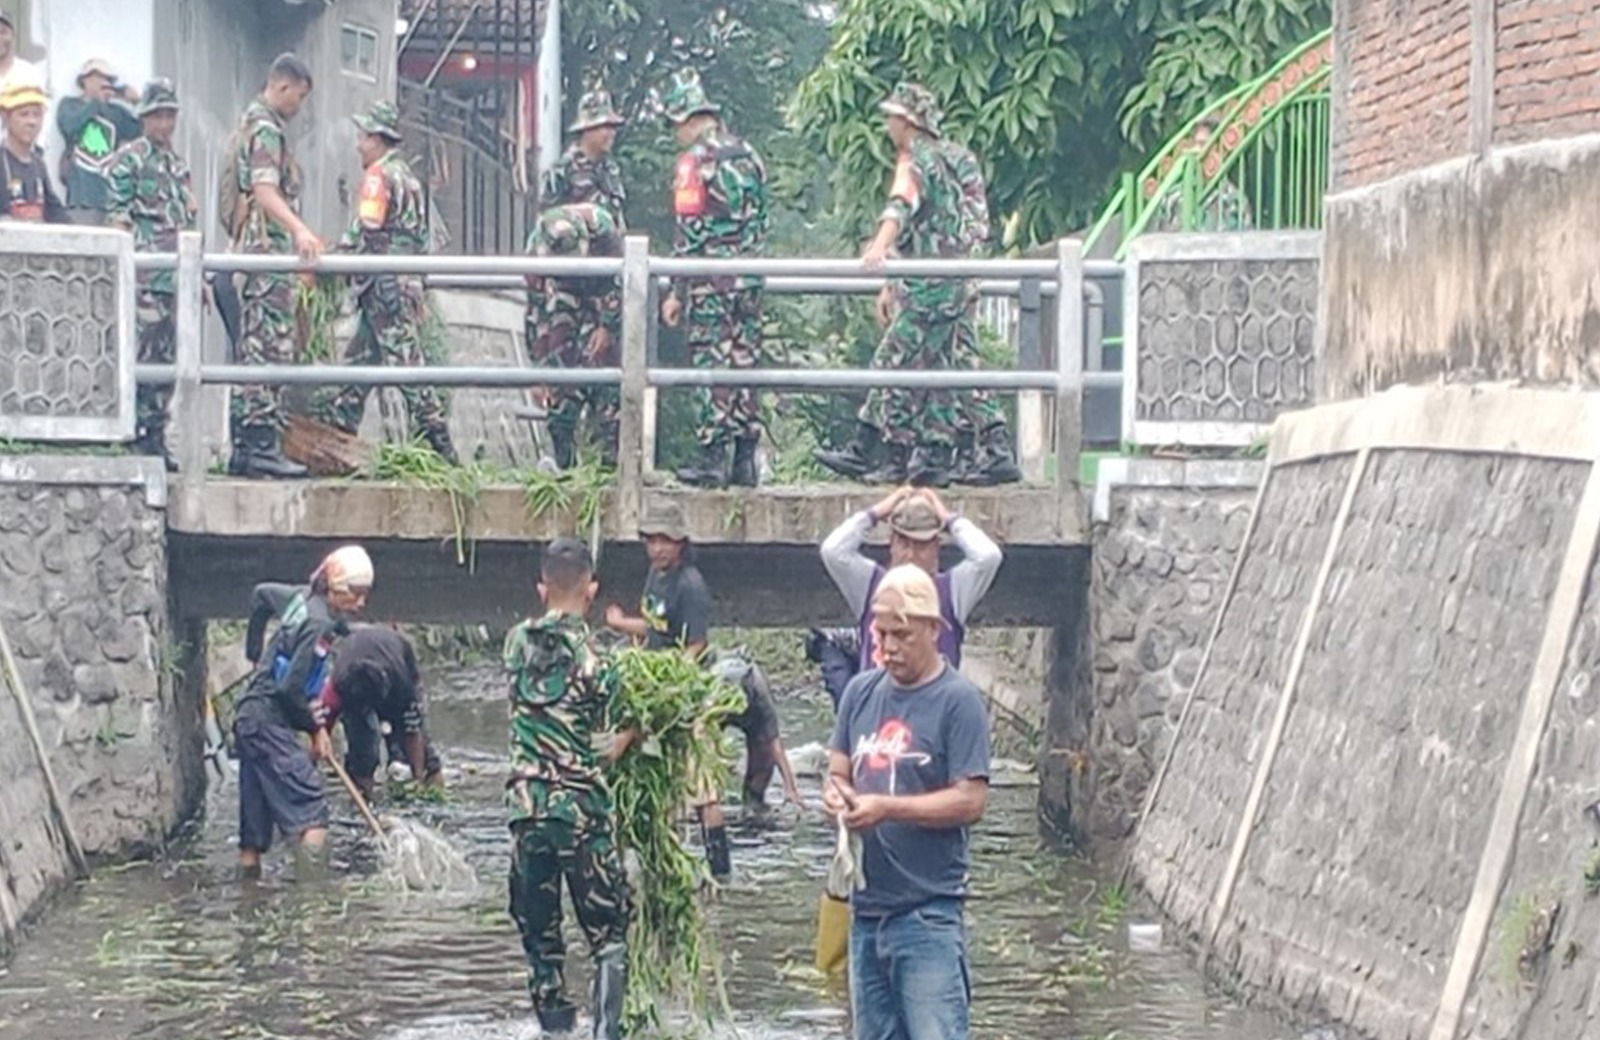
xmin=851 ymin=718 xmax=931 ymax=797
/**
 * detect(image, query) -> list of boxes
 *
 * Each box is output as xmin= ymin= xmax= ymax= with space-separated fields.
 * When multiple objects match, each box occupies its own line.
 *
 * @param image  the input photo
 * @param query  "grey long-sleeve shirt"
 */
xmin=819 ymin=510 xmax=1003 ymax=623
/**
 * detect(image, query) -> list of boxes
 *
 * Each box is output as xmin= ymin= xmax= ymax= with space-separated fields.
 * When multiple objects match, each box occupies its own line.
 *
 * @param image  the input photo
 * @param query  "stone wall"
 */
xmin=1129 ymin=385 xmax=1600 ymax=1040
xmin=0 ymin=459 xmax=200 ymax=959
xmin=1067 ymin=461 xmax=1258 ymax=844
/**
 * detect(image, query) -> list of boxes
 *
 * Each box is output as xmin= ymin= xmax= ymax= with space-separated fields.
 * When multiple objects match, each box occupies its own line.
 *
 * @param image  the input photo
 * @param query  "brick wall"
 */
xmin=1333 ymin=0 xmax=1472 ymax=190
xmin=1495 ymin=0 xmax=1600 ymax=145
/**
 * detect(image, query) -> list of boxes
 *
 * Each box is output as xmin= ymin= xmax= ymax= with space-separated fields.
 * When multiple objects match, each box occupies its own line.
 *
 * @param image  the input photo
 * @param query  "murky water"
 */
xmin=0 ymin=662 xmax=1299 ymax=1040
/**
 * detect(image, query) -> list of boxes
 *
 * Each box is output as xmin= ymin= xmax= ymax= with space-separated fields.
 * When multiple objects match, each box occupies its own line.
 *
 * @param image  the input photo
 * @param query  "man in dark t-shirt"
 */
xmin=0 ymin=82 xmax=66 ymax=223
xmin=319 ymin=625 xmax=444 ymax=797
xmin=825 ymin=564 xmax=991 ymax=1040
xmin=605 ymin=499 xmax=737 ymax=876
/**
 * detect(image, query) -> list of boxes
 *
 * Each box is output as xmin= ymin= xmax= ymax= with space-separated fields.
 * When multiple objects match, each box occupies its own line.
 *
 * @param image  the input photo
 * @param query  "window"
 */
xmin=341 ymin=24 xmax=379 ymax=80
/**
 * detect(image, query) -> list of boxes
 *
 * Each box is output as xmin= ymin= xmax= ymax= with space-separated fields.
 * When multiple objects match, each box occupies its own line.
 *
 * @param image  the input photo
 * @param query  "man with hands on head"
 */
xmin=824 ymin=563 xmax=991 ymax=1040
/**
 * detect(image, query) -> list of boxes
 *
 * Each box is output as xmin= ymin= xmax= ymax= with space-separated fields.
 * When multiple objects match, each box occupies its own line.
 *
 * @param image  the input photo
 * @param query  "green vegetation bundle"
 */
xmin=609 ymin=648 xmax=746 ymax=1033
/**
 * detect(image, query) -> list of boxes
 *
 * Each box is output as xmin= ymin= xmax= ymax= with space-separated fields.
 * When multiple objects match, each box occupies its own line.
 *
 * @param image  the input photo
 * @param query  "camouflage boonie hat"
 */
xmin=638 ymin=499 xmax=689 ymax=541
xmin=879 ymin=82 xmax=942 ymax=137
xmin=352 ymin=100 xmax=403 ymax=142
xmin=535 ymin=203 xmax=620 ymax=257
xmin=568 ymin=88 xmax=624 ymax=133
xmin=660 ymin=69 xmax=719 ymax=124
xmin=137 ymin=79 xmax=179 ymax=117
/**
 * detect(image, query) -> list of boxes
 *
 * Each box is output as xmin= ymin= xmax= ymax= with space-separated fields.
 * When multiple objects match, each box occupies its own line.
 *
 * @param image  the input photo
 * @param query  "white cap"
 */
xmin=312 ymin=545 xmax=374 ymax=592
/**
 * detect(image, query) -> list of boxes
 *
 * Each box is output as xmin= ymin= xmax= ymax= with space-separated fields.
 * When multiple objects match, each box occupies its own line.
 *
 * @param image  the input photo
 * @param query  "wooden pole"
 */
xmin=0 ymin=619 xmax=89 ymax=879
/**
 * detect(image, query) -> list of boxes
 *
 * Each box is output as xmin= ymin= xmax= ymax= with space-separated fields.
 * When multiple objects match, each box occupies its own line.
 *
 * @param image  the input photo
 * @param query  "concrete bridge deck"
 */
xmin=168 ymin=479 xmax=1088 ymax=627
xmin=165 ymin=476 xmax=1088 ymax=624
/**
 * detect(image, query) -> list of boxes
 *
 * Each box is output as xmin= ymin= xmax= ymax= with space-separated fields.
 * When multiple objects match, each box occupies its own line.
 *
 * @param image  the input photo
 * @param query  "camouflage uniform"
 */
xmin=540 ymin=88 xmax=627 ymax=218
xmin=231 ymin=98 xmax=303 ymax=433
xmin=1151 ymin=166 xmax=1254 ymax=232
xmin=524 ymin=203 xmax=623 ymax=467
xmin=104 ymin=81 xmax=195 ymax=462
xmin=662 ymin=71 xmax=771 ymax=458
xmin=504 ymin=610 xmax=630 ymax=1020
xmin=323 ymin=102 xmax=455 ymax=460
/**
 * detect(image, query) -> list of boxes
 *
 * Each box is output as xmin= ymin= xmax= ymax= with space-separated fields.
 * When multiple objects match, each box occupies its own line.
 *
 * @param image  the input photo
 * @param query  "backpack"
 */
xmin=216 ymin=122 xmax=253 ymax=244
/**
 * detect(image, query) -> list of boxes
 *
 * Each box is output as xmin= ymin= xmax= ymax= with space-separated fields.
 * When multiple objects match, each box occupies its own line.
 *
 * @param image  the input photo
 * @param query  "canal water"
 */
xmin=0 ymin=658 xmax=1300 ymax=1040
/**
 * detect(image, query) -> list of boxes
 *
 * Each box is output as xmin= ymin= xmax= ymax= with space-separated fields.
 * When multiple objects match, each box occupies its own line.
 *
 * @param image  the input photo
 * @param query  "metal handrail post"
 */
xmin=1053 ymin=239 xmax=1086 ymax=527
xmin=173 ymin=232 xmax=206 ymax=484
xmin=1016 ymin=278 xmax=1046 ymax=482
xmin=617 ymin=236 xmax=650 ymax=534
xmin=642 ymin=261 xmax=661 ymax=477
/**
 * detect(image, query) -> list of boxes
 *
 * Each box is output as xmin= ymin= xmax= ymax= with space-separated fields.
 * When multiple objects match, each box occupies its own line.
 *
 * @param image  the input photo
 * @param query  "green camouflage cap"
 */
xmin=660 ymin=68 xmax=719 ymax=124
xmin=352 ymin=100 xmax=403 ymax=142
xmin=535 ymin=202 xmax=619 ymax=256
xmin=879 ymin=82 xmax=942 ymax=137
xmin=138 ymin=78 xmax=179 ymax=117
xmin=568 ymin=88 xmax=624 ymax=133
xmin=638 ymin=498 xmax=689 ymax=541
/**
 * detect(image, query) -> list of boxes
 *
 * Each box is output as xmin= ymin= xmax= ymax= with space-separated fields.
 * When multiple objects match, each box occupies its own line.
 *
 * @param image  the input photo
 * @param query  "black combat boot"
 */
xmin=591 ymin=945 xmax=627 ymax=1040
xmin=535 ymin=1002 xmax=578 ymax=1035
xmin=958 ymin=423 xmax=1023 ymax=486
xmin=228 ymin=425 xmax=308 ymax=480
xmin=704 ymin=823 xmax=732 ymax=879
xmin=598 ymin=420 xmax=620 ymax=470
xmin=135 ymin=424 xmax=179 ymax=473
xmin=730 ymin=436 xmax=760 ymax=488
xmin=677 ymin=441 xmax=729 ymax=489
xmin=861 ymin=441 xmax=911 ymax=486
xmin=906 ymin=442 xmax=954 ymax=488
xmin=425 ymin=426 xmax=460 ymax=466
xmin=548 ymin=423 xmax=577 ymax=471
xmin=813 ymin=421 xmax=881 ymax=478
xmin=949 ymin=427 xmax=976 ymax=484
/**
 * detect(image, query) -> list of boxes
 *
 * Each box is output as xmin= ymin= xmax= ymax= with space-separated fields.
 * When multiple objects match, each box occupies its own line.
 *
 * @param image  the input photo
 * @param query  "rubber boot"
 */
xmin=948 ymin=427 xmax=976 ymax=485
xmin=677 ymin=442 xmax=729 ymax=489
xmin=907 ymin=442 xmax=954 ymax=489
xmin=549 ymin=423 xmax=577 ymax=471
xmin=425 ymin=425 xmax=460 ymax=466
xmin=535 ymin=1003 xmax=578 ymax=1035
xmin=958 ymin=423 xmax=1023 ymax=486
xmin=861 ymin=441 xmax=911 ymax=486
xmin=591 ymin=945 xmax=627 ymax=1040
xmin=136 ymin=425 xmax=179 ymax=473
xmin=704 ymin=823 xmax=732 ymax=879
xmin=230 ymin=425 xmax=308 ymax=480
xmin=598 ymin=420 xmax=620 ymax=470
xmin=730 ymin=437 xmax=759 ymax=488
xmin=813 ymin=421 xmax=881 ymax=478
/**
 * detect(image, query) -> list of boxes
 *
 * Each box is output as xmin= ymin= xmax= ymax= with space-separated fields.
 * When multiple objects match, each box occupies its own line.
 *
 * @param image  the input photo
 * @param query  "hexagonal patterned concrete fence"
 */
xmin=1122 ymin=232 xmax=1320 ymax=448
xmin=0 ymin=225 xmax=136 ymax=442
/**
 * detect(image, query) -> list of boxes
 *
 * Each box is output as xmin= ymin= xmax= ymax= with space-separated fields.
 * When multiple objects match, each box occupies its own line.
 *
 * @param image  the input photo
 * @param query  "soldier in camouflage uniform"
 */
xmin=541 ymin=88 xmax=627 ymax=218
xmin=934 ymin=128 xmax=1022 ymax=486
xmin=321 ymin=101 xmax=457 ymax=463
xmin=815 ymin=83 xmax=974 ymax=487
xmin=505 ymin=538 xmax=631 ymax=1040
xmin=105 ymin=79 xmax=196 ymax=472
xmin=227 ymin=54 xmax=320 ymax=479
xmin=1150 ymin=113 xmax=1254 ymax=233
xmin=659 ymin=70 xmax=771 ymax=489
xmin=524 ymin=202 xmax=624 ymax=469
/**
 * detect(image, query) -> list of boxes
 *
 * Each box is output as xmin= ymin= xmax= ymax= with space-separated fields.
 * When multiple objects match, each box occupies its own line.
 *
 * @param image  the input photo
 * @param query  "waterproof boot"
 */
xmin=549 ymin=424 xmax=578 ymax=471
xmin=591 ymin=946 xmax=627 ymax=1040
xmin=677 ymin=442 xmax=729 ymax=489
xmin=703 ymin=823 xmax=732 ymax=879
xmin=229 ymin=425 xmax=308 ymax=480
xmin=861 ymin=441 xmax=911 ymax=486
xmin=958 ymin=424 xmax=1023 ymax=486
xmin=948 ymin=427 xmax=977 ymax=484
xmin=598 ymin=420 xmax=620 ymax=470
xmin=906 ymin=442 xmax=954 ymax=489
xmin=425 ymin=426 xmax=460 ymax=466
xmin=813 ymin=421 xmax=881 ymax=479
xmin=730 ymin=437 xmax=760 ymax=488
xmin=135 ymin=425 xmax=179 ymax=473
xmin=535 ymin=1003 xmax=578 ymax=1035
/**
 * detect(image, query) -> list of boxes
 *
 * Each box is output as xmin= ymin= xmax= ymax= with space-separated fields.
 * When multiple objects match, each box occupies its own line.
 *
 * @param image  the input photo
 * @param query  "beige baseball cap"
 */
xmin=871 ymin=564 xmax=943 ymax=623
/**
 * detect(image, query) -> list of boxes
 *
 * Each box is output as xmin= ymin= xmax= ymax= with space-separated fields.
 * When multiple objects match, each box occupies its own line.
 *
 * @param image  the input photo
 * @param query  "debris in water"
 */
xmin=376 ymin=816 xmax=479 ymax=895
xmin=1127 ymin=922 xmax=1162 ymax=952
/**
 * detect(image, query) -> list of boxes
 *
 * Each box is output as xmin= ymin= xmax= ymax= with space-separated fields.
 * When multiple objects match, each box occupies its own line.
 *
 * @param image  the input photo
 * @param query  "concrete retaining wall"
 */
xmin=1130 ymin=385 xmax=1600 ymax=1040
xmin=0 ymin=459 xmax=201 ymax=959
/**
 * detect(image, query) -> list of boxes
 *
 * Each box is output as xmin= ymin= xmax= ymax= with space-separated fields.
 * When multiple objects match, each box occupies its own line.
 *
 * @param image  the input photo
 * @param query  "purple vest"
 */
xmin=858 ymin=566 xmax=964 ymax=670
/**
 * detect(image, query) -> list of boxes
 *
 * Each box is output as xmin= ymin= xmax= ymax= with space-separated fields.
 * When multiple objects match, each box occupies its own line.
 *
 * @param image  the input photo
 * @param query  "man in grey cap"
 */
xmin=818 ymin=486 xmax=1001 ymax=701
xmin=57 ymin=57 xmax=141 ymax=224
xmin=604 ymin=499 xmax=738 ymax=877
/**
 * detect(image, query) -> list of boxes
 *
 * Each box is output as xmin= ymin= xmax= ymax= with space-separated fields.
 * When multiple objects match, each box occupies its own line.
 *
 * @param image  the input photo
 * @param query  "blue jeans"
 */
xmin=849 ymin=898 xmax=971 ymax=1040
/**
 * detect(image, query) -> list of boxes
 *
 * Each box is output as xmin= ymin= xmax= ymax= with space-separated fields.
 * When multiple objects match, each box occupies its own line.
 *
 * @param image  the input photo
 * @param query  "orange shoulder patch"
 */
xmin=673 ymin=153 xmax=707 ymax=218
xmin=357 ymin=169 xmax=390 ymax=228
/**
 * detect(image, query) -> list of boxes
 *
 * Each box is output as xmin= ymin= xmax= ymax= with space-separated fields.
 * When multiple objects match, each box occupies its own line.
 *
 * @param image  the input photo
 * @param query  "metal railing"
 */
xmin=146 ymin=233 xmax=1103 ymax=532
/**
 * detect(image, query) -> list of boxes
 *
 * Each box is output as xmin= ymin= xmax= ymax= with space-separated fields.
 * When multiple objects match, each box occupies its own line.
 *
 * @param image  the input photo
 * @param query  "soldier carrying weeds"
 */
xmin=505 ymin=538 xmax=634 ymax=1039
